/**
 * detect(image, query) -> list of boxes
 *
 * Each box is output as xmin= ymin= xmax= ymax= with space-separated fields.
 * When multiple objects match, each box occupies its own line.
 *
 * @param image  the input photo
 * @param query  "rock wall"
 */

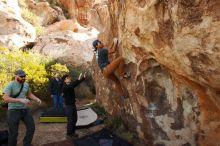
xmin=58 ymin=0 xmax=109 ymax=31
xmin=93 ymin=0 xmax=220 ymax=146
xmin=27 ymin=0 xmax=64 ymax=26
xmin=32 ymin=28 xmax=99 ymax=67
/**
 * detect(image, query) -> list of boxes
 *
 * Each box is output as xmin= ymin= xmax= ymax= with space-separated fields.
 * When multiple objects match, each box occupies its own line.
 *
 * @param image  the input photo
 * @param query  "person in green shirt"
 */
xmin=2 ymin=69 xmax=41 ymax=146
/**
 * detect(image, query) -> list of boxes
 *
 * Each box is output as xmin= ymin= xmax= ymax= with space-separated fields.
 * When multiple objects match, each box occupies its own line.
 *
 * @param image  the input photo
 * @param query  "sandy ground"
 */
xmin=0 ymin=99 xmax=105 ymax=146
xmin=17 ymin=111 xmax=104 ymax=146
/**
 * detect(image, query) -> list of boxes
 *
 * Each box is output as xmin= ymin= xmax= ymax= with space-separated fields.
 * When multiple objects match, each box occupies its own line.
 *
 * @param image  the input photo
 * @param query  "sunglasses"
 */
xmin=19 ymin=75 xmax=26 ymax=78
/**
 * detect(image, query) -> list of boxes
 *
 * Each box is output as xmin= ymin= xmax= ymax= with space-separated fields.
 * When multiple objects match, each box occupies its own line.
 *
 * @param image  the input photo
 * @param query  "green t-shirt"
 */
xmin=3 ymin=81 xmax=30 ymax=110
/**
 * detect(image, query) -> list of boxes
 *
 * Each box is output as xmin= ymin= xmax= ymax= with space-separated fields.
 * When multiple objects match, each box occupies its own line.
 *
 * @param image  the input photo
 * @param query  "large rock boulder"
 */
xmin=88 ymin=3 xmax=109 ymax=32
xmin=43 ymin=19 xmax=79 ymax=34
xmin=0 ymin=0 xmax=36 ymax=48
xmin=58 ymin=0 xmax=109 ymax=32
xmin=57 ymin=0 xmax=76 ymax=19
xmin=27 ymin=0 xmax=65 ymax=26
xmin=93 ymin=0 xmax=220 ymax=146
xmin=32 ymin=28 xmax=99 ymax=67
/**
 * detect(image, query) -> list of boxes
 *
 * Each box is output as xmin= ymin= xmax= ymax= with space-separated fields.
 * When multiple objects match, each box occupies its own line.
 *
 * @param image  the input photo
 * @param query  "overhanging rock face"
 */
xmin=92 ymin=0 xmax=220 ymax=146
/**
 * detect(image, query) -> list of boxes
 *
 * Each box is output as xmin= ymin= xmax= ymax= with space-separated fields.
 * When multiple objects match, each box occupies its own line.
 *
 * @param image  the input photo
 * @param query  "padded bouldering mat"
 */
xmin=41 ymin=128 xmax=133 ymax=146
xmin=74 ymin=128 xmax=133 ymax=146
xmin=39 ymin=108 xmax=98 ymax=126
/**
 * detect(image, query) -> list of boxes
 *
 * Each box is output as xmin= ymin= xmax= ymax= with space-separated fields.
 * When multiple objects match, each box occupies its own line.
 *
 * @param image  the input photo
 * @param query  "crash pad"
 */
xmin=39 ymin=108 xmax=98 ymax=126
xmin=42 ymin=128 xmax=133 ymax=146
xmin=74 ymin=128 xmax=133 ymax=146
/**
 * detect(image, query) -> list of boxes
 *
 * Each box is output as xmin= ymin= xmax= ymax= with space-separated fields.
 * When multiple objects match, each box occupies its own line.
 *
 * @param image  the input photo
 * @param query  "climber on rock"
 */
xmin=92 ymin=38 xmax=130 ymax=99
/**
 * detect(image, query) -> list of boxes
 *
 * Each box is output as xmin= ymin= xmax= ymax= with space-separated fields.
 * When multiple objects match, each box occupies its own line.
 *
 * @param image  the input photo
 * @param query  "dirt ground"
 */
xmin=0 ymin=99 xmax=105 ymax=146
xmin=18 ymin=112 xmax=104 ymax=146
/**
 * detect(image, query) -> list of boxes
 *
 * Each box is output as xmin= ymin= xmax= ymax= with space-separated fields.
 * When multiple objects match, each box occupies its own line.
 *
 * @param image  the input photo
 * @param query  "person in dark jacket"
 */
xmin=62 ymin=73 xmax=86 ymax=138
xmin=50 ymin=73 xmax=63 ymax=111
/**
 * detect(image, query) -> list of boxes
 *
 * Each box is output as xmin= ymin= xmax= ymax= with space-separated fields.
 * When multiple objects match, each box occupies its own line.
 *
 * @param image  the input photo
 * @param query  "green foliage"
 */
xmin=50 ymin=63 xmax=69 ymax=77
xmin=0 ymin=47 xmax=49 ymax=98
xmin=0 ymin=47 xmax=69 ymax=106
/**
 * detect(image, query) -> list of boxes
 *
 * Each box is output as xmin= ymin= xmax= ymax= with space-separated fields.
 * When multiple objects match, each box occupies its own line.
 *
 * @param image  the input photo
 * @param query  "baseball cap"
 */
xmin=15 ymin=69 xmax=26 ymax=76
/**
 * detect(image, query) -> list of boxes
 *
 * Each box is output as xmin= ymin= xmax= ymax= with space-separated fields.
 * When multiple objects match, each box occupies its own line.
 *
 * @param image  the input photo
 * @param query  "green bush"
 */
xmin=49 ymin=63 xmax=69 ymax=77
xmin=0 ymin=47 xmax=48 ymax=95
xmin=0 ymin=47 xmax=69 ymax=106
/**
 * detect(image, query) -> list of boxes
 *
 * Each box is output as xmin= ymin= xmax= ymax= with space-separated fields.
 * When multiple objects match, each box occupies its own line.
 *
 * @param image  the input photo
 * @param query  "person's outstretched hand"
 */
xmin=113 ymin=37 xmax=118 ymax=45
xmin=36 ymin=98 xmax=42 ymax=105
xmin=78 ymin=73 xmax=83 ymax=80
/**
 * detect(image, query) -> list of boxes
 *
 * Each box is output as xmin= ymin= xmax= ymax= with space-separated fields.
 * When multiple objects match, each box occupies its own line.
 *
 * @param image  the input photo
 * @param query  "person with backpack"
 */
xmin=2 ymin=69 xmax=41 ymax=146
xmin=92 ymin=38 xmax=130 ymax=99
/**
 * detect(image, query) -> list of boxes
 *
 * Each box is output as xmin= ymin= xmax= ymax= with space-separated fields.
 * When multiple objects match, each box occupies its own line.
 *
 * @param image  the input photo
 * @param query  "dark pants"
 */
xmin=65 ymin=105 xmax=77 ymax=135
xmin=7 ymin=109 xmax=35 ymax=146
xmin=53 ymin=95 xmax=63 ymax=111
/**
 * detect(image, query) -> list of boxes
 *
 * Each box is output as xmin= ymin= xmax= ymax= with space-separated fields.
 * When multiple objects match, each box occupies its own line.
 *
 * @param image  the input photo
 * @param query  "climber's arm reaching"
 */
xmin=109 ymin=38 xmax=118 ymax=54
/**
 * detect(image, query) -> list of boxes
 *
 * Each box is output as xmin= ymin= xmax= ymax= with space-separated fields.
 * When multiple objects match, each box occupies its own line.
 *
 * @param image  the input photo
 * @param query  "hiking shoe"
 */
xmin=120 ymin=95 xmax=129 ymax=100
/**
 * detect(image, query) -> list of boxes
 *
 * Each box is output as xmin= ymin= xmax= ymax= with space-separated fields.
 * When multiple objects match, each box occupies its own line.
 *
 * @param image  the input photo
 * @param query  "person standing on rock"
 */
xmin=92 ymin=38 xmax=130 ymax=99
xmin=2 ymin=69 xmax=42 ymax=146
xmin=62 ymin=72 xmax=86 ymax=138
xmin=50 ymin=73 xmax=63 ymax=112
